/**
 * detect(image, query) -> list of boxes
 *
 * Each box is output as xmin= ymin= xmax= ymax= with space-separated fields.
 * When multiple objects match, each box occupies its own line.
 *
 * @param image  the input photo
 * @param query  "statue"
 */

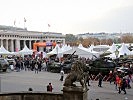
xmin=63 ymin=60 xmax=88 ymax=89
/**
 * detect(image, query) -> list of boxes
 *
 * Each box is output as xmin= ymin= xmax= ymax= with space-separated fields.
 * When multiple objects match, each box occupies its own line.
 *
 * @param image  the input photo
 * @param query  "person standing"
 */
xmin=121 ymin=78 xmax=127 ymax=94
xmin=60 ymin=69 xmax=64 ymax=81
xmin=97 ymin=73 xmax=103 ymax=87
xmin=86 ymin=72 xmax=91 ymax=86
xmin=35 ymin=62 xmax=38 ymax=74
xmin=47 ymin=83 xmax=53 ymax=92
xmin=42 ymin=61 xmax=47 ymax=71
xmin=118 ymin=77 xmax=122 ymax=94
xmin=115 ymin=75 xmax=120 ymax=90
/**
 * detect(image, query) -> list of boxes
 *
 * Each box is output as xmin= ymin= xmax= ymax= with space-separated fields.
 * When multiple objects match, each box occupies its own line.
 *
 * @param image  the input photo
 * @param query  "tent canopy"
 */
xmin=63 ymin=47 xmax=93 ymax=59
xmin=0 ymin=45 xmax=12 ymax=55
xmin=107 ymin=43 xmax=117 ymax=53
xmin=118 ymin=43 xmax=131 ymax=56
xmin=19 ymin=45 xmax=33 ymax=55
xmin=47 ymin=44 xmax=62 ymax=55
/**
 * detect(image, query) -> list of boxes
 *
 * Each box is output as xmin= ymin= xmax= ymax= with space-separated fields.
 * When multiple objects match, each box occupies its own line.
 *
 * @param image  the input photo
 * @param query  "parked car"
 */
xmin=0 ymin=58 xmax=9 ymax=72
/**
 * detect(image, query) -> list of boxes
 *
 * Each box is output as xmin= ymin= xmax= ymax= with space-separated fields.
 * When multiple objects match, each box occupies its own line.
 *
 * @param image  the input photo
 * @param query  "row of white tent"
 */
xmin=106 ymin=43 xmax=133 ymax=59
xmin=47 ymin=43 xmax=133 ymax=59
xmin=47 ymin=44 xmax=100 ymax=59
xmin=0 ymin=45 xmax=33 ymax=55
xmin=1 ymin=42 xmax=133 ymax=59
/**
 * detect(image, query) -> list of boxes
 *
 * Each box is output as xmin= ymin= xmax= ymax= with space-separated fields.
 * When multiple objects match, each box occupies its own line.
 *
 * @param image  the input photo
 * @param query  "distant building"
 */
xmin=0 ymin=25 xmax=65 ymax=52
xmin=76 ymin=32 xmax=131 ymax=40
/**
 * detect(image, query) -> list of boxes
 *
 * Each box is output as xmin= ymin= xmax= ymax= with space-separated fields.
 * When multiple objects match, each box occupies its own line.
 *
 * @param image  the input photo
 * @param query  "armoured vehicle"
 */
xmin=88 ymin=58 xmax=116 ymax=75
xmin=0 ymin=58 xmax=9 ymax=72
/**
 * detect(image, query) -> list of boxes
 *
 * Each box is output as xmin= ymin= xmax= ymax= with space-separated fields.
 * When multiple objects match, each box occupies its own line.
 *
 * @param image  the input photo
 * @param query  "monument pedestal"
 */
xmin=63 ymin=86 xmax=88 ymax=100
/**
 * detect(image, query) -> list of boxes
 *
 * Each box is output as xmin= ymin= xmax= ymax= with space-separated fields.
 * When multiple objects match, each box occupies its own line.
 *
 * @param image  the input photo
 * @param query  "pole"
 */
xmin=0 ymin=76 xmax=1 ymax=92
xmin=47 ymin=24 xmax=50 ymax=52
xmin=24 ymin=17 xmax=26 ymax=29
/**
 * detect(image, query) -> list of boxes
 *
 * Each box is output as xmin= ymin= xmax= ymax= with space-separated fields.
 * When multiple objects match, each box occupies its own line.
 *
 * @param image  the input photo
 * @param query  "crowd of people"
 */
xmin=6 ymin=55 xmax=133 ymax=95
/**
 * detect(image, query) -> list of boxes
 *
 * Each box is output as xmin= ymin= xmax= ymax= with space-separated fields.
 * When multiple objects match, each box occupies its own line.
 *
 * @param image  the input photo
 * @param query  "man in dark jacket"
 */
xmin=121 ymin=78 xmax=127 ymax=94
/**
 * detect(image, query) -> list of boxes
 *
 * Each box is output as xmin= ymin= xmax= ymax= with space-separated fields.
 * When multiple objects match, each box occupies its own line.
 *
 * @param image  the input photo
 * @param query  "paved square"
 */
xmin=0 ymin=71 xmax=133 ymax=100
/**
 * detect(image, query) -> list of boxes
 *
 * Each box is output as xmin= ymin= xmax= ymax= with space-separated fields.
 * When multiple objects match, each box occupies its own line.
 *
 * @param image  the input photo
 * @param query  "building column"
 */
xmin=1 ymin=39 xmax=3 ymax=46
xmin=6 ymin=39 xmax=8 ymax=50
xmin=29 ymin=40 xmax=31 ymax=49
xmin=63 ymin=39 xmax=65 ymax=44
xmin=15 ymin=39 xmax=20 ymax=51
xmin=23 ymin=40 xmax=26 ymax=46
xmin=11 ymin=39 xmax=14 ymax=52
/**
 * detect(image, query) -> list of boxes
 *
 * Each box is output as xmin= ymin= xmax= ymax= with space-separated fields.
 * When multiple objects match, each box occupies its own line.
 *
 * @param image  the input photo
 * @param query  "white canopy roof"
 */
xmin=118 ymin=43 xmax=131 ymax=56
xmin=77 ymin=44 xmax=100 ymax=59
xmin=107 ymin=43 xmax=117 ymax=53
xmin=61 ymin=44 xmax=72 ymax=52
xmin=63 ymin=47 xmax=93 ymax=59
xmin=19 ymin=45 xmax=33 ymax=55
xmin=88 ymin=44 xmax=99 ymax=54
xmin=47 ymin=44 xmax=62 ymax=55
xmin=78 ymin=44 xmax=89 ymax=51
xmin=47 ymin=44 xmax=64 ymax=58
xmin=0 ymin=45 xmax=12 ymax=55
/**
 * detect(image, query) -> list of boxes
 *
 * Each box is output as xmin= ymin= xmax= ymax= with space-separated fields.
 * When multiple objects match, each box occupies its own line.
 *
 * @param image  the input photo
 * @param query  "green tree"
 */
xmin=65 ymin=34 xmax=78 ymax=43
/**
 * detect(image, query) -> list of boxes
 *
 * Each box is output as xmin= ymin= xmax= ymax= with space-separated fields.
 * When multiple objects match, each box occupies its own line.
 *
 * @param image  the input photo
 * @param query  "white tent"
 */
xmin=19 ymin=45 xmax=33 ymax=55
xmin=63 ymin=47 xmax=94 ymax=59
xmin=78 ymin=44 xmax=100 ymax=58
xmin=61 ymin=44 xmax=72 ymax=52
xmin=78 ymin=44 xmax=89 ymax=51
xmin=47 ymin=44 xmax=62 ymax=55
xmin=118 ymin=43 xmax=131 ymax=56
xmin=0 ymin=45 xmax=12 ymax=55
xmin=88 ymin=44 xmax=100 ymax=54
xmin=88 ymin=44 xmax=95 ymax=52
xmin=107 ymin=43 xmax=117 ymax=53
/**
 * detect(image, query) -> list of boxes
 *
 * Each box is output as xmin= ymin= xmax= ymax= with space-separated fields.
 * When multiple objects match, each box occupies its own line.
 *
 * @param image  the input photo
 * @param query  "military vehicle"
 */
xmin=88 ymin=58 xmax=116 ymax=75
xmin=0 ymin=58 xmax=9 ymax=72
xmin=47 ymin=61 xmax=61 ymax=73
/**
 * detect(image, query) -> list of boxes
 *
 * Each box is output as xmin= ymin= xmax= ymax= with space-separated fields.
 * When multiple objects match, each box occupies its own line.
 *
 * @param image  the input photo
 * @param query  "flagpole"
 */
xmin=47 ymin=24 xmax=51 ymax=52
xmin=0 ymin=76 xmax=1 ymax=92
xmin=24 ymin=17 xmax=26 ymax=29
xmin=48 ymin=24 xmax=50 ymax=41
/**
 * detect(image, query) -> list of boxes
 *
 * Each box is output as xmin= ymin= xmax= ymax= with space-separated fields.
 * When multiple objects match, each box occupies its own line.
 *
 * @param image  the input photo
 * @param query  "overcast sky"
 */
xmin=0 ymin=0 xmax=133 ymax=34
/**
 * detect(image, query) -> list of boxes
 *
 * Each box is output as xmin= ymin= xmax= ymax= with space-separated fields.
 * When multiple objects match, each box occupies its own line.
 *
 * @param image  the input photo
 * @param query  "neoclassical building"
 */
xmin=0 ymin=25 xmax=65 ymax=52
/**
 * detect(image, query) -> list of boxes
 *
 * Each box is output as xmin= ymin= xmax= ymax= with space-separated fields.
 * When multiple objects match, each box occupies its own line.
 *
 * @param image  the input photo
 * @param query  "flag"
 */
xmin=24 ymin=17 xmax=26 ymax=22
xmin=48 ymin=24 xmax=50 ymax=27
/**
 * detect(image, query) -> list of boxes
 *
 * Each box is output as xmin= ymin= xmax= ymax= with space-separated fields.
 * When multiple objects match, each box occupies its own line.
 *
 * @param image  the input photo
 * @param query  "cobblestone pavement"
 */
xmin=0 ymin=71 xmax=133 ymax=100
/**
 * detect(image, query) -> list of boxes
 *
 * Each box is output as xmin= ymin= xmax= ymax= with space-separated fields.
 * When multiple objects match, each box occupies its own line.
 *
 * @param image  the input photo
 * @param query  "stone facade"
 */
xmin=0 ymin=29 xmax=65 ymax=52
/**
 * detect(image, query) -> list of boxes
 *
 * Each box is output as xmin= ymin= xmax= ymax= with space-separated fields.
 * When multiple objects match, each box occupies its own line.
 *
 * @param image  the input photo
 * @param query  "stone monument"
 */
xmin=63 ymin=60 xmax=89 ymax=100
